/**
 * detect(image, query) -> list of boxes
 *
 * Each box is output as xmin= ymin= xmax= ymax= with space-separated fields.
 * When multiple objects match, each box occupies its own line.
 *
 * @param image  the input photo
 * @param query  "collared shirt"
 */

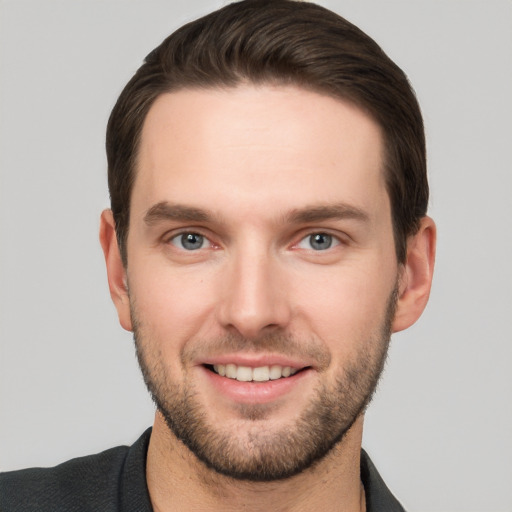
xmin=0 ymin=428 xmax=405 ymax=511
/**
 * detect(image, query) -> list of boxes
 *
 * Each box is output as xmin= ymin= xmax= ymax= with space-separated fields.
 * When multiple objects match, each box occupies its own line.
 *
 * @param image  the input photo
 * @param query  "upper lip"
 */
xmin=198 ymin=353 xmax=314 ymax=370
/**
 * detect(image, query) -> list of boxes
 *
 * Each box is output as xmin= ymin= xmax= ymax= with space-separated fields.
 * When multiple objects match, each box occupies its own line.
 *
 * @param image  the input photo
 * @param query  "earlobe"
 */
xmin=99 ymin=209 xmax=133 ymax=332
xmin=392 ymin=216 xmax=436 ymax=333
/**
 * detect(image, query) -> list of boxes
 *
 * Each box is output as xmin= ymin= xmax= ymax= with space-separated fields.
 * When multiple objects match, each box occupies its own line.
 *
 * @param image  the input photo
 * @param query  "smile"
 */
xmin=211 ymin=364 xmax=300 ymax=382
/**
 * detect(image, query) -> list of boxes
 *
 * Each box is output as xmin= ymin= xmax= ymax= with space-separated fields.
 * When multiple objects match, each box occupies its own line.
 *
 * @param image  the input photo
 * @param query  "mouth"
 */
xmin=200 ymin=359 xmax=314 ymax=404
xmin=205 ymin=363 xmax=307 ymax=382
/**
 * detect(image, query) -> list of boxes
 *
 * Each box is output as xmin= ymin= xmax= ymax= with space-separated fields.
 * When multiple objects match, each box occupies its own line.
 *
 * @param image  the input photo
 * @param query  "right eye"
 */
xmin=169 ymin=232 xmax=210 ymax=251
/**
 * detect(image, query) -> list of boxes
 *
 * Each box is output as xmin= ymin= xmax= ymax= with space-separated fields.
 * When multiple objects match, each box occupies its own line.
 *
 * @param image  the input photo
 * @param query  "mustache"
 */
xmin=181 ymin=332 xmax=332 ymax=370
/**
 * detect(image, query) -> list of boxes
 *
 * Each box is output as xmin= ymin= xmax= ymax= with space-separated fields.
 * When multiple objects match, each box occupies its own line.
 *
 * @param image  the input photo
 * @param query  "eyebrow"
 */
xmin=143 ymin=201 xmax=370 ymax=227
xmin=144 ymin=202 xmax=212 ymax=225
xmin=286 ymin=203 xmax=370 ymax=224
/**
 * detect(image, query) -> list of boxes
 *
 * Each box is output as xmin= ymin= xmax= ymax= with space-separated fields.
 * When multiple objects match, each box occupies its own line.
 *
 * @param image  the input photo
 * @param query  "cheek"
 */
xmin=128 ymin=261 xmax=218 ymax=348
xmin=290 ymin=262 xmax=395 ymax=345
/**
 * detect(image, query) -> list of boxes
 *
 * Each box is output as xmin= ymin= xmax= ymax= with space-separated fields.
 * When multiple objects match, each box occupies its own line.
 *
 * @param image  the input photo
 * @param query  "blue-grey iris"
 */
xmin=310 ymin=233 xmax=332 ymax=250
xmin=181 ymin=233 xmax=204 ymax=250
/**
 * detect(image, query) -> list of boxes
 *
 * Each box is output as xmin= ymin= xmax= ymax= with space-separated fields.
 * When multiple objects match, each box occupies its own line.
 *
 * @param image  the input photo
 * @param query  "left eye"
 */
xmin=170 ymin=232 xmax=210 ymax=251
xmin=297 ymin=233 xmax=339 ymax=251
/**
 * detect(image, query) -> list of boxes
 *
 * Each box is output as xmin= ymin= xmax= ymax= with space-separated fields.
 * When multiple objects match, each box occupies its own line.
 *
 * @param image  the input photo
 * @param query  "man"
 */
xmin=0 ymin=0 xmax=435 ymax=510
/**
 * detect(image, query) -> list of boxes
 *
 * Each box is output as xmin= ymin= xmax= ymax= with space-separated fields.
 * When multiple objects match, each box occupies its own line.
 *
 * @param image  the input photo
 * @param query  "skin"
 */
xmin=100 ymin=85 xmax=436 ymax=512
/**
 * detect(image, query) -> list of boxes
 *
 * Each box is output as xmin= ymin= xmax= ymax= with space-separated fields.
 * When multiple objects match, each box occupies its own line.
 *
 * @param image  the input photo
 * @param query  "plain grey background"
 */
xmin=1 ymin=1 xmax=511 ymax=511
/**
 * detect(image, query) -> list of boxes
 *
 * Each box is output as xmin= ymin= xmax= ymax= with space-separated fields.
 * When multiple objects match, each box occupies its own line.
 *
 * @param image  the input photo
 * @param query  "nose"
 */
xmin=217 ymin=247 xmax=291 ymax=339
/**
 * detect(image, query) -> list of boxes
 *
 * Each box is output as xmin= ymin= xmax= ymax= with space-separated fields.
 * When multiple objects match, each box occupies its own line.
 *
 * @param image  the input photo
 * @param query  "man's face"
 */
xmin=124 ymin=85 xmax=400 ymax=480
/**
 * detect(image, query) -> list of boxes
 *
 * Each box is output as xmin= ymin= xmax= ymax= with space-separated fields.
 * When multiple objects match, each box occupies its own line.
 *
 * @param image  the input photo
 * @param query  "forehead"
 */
xmin=133 ymin=84 xmax=387 ymax=222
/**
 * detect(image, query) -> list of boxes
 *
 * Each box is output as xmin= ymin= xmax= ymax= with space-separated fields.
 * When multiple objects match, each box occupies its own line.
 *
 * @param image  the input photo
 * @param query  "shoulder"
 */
xmin=0 ymin=445 xmax=129 ymax=511
xmin=0 ymin=439 xmax=138 ymax=512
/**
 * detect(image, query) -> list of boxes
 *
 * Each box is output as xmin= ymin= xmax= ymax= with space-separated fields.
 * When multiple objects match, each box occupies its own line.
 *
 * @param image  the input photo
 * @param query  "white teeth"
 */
xmin=252 ymin=366 xmax=270 ymax=382
xmin=212 ymin=364 xmax=300 ymax=382
xmin=269 ymin=365 xmax=283 ymax=380
xmin=236 ymin=366 xmax=253 ymax=382
xmin=225 ymin=363 xmax=237 ymax=379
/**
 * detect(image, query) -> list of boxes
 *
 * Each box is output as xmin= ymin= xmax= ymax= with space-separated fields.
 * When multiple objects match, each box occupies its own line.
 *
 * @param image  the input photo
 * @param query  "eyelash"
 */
xmin=166 ymin=230 xmax=344 ymax=252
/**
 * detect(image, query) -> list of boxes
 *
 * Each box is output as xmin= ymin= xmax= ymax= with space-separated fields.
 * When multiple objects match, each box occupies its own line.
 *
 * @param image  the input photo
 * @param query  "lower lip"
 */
xmin=200 ymin=366 xmax=312 ymax=404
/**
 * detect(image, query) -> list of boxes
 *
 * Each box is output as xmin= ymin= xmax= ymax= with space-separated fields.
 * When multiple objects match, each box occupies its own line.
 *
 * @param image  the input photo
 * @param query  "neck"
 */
xmin=146 ymin=412 xmax=366 ymax=512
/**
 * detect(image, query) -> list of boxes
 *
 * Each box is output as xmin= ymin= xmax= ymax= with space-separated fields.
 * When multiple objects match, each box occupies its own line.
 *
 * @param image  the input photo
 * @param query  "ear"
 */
xmin=392 ymin=216 xmax=436 ymax=333
xmin=99 ymin=209 xmax=133 ymax=332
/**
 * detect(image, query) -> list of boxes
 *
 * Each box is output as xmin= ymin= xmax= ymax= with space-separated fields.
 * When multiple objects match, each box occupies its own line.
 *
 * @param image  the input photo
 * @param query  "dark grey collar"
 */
xmin=361 ymin=449 xmax=406 ymax=511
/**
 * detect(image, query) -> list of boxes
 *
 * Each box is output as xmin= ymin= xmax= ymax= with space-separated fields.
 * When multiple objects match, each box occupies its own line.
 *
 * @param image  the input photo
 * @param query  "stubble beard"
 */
xmin=132 ymin=287 xmax=397 ymax=482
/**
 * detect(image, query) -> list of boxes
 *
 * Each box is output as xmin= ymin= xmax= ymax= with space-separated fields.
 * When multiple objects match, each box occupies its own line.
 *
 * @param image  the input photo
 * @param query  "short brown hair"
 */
xmin=106 ymin=0 xmax=428 ymax=265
